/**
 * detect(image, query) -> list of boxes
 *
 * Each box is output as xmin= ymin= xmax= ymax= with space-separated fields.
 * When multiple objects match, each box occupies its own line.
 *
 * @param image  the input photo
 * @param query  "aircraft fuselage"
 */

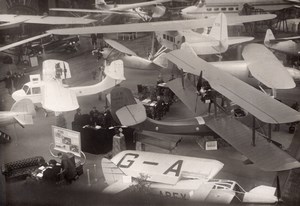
xmin=267 ymin=40 xmax=300 ymax=56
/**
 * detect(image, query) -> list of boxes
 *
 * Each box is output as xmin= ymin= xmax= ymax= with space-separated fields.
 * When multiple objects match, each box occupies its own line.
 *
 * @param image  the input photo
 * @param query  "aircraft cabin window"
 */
xmin=170 ymin=36 xmax=174 ymax=42
xmin=32 ymin=87 xmax=41 ymax=94
xmin=27 ymin=88 xmax=31 ymax=95
xmin=228 ymin=7 xmax=234 ymax=11
xmin=207 ymin=8 xmax=212 ymax=11
xmin=166 ymin=35 xmax=170 ymax=41
xmin=235 ymin=7 xmax=239 ymax=10
xmin=163 ymin=34 xmax=166 ymax=39
xmin=221 ymin=8 xmax=226 ymax=11
xmin=214 ymin=8 xmax=219 ymax=11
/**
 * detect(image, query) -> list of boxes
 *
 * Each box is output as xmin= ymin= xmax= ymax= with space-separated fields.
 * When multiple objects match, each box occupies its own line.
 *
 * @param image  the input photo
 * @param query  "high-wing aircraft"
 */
xmin=0 ymin=98 xmax=35 ymax=127
xmin=264 ymin=29 xmax=300 ymax=56
xmin=11 ymin=59 xmax=125 ymax=112
xmin=0 ymin=14 xmax=96 ymax=30
xmin=180 ymin=0 xmax=297 ymax=19
xmin=0 ymin=12 xmax=274 ymax=53
xmin=50 ymin=0 xmax=171 ymax=22
xmin=109 ymin=85 xmax=300 ymax=172
xmin=101 ymin=150 xmax=278 ymax=204
xmin=102 ymin=37 xmax=300 ymax=90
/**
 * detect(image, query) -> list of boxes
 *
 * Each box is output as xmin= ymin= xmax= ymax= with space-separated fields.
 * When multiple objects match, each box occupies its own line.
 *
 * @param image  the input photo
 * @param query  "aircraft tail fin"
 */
xmin=209 ymin=13 xmax=228 ymax=52
xmin=243 ymin=185 xmax=277 ymax=203
xmin=264 ymin=29 xmax=275 ymax=46
xmin=152 ymin=52 xmax=168 ymax=68
xmin=109 ymin=86 xmax=147 ymax=126
xmin=11 ymin=99 xmax=36 ymax=126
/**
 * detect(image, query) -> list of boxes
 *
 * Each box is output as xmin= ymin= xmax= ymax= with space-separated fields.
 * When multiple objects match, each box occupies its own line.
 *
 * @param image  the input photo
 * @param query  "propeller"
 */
xmin=276 ymin=175 xmax=282 ymax=202
xmin=195 ymin=71 xmax=203 ymax=113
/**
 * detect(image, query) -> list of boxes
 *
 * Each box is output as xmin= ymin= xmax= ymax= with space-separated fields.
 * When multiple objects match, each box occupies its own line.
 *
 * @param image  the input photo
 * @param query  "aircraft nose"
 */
xmin=12 ymin=90 xmax=26 ymax=102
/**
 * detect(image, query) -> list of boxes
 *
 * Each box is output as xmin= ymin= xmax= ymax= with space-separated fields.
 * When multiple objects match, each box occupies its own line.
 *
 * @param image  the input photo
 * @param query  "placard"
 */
xmin=205 ymin=140 xmax=218 ymax=151
xmin=52 ymin=126 xmax=81 ymax=157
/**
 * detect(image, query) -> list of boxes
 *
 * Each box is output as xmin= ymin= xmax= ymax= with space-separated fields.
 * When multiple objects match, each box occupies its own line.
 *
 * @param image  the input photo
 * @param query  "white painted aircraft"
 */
xmin=50 ymin=0 xmax=171 ymax=21
xmin=0 ymin=99 xmax=35 ymax=127
xmin=264 ymin=29 xmax=300 ymax=56
xmin=103 ymin=37 xmax=300 ymax=90
xmin=0 ymin=12 xmax=275 ymax=53
xmin=11 ymin=59 xmax=125 ymax=112
xmin=180 ymin=0 xmax=297 ymax=19
xmin=101 ymin=150 xmax=278 ymax=204
xmin=0 ymin=14 xmax=96 ymax=30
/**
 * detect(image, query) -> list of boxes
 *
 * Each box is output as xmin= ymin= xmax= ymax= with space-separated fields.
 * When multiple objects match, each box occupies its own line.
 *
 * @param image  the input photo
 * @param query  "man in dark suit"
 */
xmin=58 ymin=153 xmax=77 ymax=184
xmin=43 ymin=159 xmax=61 ymax=184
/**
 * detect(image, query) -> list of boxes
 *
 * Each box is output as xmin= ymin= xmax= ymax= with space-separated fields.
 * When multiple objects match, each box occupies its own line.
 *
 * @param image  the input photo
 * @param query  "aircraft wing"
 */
xmin=242 ymin=43 xmax=295 ymax=89
xmin=47 ymin=14 xmax=276 ymax=35
xmin=204 ymin=115 xmax=300 ymax=171
xmin=0 ymin=14 xmax=96 ymax=25
xmin=110 ymin=0 xmax=170 ymax=11
xmin=102 ymin=180 xmax=131 ymax=194
xmin=0 ymin=19 xmax=29 ymax=30
xmin=49 ymin=8 xmax=126 ymax=14
xmin=43 ymin=80 xmax=79 ymax=112
xmin=0 ymin=33 xmax=51 ymax=52
xmin=166 ymin=50 xmax=300 ymax=124
xmin=104 ymin=38 xmax=137 ymax=56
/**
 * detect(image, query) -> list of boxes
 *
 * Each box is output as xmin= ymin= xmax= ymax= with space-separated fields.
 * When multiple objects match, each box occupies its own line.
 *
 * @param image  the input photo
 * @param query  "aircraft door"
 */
xmin=175 ymin=35 xmax=185 ymax=49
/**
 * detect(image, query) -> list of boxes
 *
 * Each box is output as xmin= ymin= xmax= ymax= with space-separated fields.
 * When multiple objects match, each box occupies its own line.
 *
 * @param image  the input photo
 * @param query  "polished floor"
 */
xmin=0 ymin=34 xmax=300 ymax=206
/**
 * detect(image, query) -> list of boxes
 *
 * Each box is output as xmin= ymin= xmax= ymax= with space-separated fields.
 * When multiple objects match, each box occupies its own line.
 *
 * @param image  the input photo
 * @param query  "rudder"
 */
xmin=209 ymin=13 xmax=228 ymax=51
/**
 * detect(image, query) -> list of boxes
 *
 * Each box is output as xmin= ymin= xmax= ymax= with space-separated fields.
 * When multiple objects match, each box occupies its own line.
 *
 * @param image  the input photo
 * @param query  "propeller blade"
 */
xmin=276 ymin=175 xmax=281 ymax=200
xmin=196 ymin=71 xmax=203 ymax=92
xmin=180 ymin=68 xmax=185 ymax=89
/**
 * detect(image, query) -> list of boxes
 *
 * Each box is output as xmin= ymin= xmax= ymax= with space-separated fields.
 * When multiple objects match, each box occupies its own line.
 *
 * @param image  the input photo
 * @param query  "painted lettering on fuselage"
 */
xmin=116 ymin=153 xmax=184 ymax=176
xmin=159 ymin=191 xmax=187 ymax=200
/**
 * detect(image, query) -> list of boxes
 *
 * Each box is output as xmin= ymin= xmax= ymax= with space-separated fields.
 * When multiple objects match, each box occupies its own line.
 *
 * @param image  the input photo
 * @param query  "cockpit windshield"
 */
xmin=22 ymin=85 xmax=30 ymax=95
xmin=193 ymin=0 xmax=205 ymax=7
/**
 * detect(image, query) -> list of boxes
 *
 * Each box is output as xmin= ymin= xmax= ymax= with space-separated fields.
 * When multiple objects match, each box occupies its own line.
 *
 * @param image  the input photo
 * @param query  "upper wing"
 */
xmin=0 ymin=33 xmax=51 ymax=52
xmin=47 ymin=14 xmax=276 ymax=35
xmin=0 ymin=14 xmax=96 ymax=25
xmin=242 ymin=43 xmax=295 ymax=89
xmin=110 ymin=0 xmax=170 ymax=11
xmin=166 ymin=50 xmax=300 ymax=124
xmin=43 ymin=80 xmax=79 ymax=112
xmin=49 ymin=8 xmax=125 ymax=14
xmin=0 ymin=19 xmax=28 ymax=30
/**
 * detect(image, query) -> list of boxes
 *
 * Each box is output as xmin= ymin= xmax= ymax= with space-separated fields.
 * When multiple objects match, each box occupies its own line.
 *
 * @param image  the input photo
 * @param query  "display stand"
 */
xmin=49 ymin=143 xmax=86 ymax=165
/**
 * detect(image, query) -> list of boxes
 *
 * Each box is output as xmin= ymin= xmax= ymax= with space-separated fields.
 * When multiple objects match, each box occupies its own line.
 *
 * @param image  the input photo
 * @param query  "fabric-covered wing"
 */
xmin=104 ymin=38 xmax=137 ymax=56
xmin=110 ymin=0 xmax=170 ymax=11
xmin=47 ymin=14 xmax=275 ymax=35
xmin=0 ymin=33 xmax=51 ymax=52
xmin=242 ymin=43 xmax=295 ymax=89
xmin=49 ymin=8 xmax=124 ymax=14
xmin=166 ymin=50 xmax=300 ymax=124
xmin=0 ymin=19 xmax=28 ymax=30
xmin=0 ymin=14 xmax=96 ymax=25
xmin=43 ymin=81 xmax=79 ymax=112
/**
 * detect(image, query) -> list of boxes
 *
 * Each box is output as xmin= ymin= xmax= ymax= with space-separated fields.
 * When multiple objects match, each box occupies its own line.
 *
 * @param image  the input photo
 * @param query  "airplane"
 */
xmin=0 ymin=13 xmax=97 ymax=30
xmin=107 ymin=40 xmax=300 ymax=172
xmin=50 ymin=0 xmax=171 ymax=22
xmin=0 ymin=98 xmax=35 ymax=143
xmin=101 ymin=150 xmax=279 ymax=204
xmin=0 ymin=12 xmax=275 ymax=53
xmin=264 ymin=29 xmax=300 ymax=56
xmin=180 ymin=0 xmax=299 ymax=19
xmin=102 ymin=37 xmax=300 ymax=91
xmin=11 ymin=59 xmax=125 ymax=112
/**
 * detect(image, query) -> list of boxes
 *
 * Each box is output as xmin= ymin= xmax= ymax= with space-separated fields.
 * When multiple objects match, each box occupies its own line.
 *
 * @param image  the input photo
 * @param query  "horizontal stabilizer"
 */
xmin=11 ymin=99 xmax=36 ymax=125
xmin=204 ymin=115 xmax=300 ymax=171
xmin=104 ymin=38 xmax=137 ymax=56
xmin=105 ymin=60 xmax=126 ymax=80
xmin=227 ymin=36 xmax=254 ymax=45
xmin=116 ymin=102 xmax=147 ymax=126
xmin=242 ymin=43 xmax=295 ymax=89
xmin=166 ymin=50 xmax=300 ymax=124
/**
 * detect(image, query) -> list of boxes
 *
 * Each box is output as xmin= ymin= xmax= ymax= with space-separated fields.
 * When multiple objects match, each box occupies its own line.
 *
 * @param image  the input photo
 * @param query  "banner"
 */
xmin=52 ymin=126 xmax=81 ymax=157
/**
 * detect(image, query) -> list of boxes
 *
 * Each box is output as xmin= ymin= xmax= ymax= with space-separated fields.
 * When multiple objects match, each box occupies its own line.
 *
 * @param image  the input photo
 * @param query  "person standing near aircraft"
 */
xmin=57 ymin=152 xmax=77 ymax=184
xmin=4 ymin=71 xmax=13 ymax=95
xmin=156 ymin=96 xmax=165 ymax=120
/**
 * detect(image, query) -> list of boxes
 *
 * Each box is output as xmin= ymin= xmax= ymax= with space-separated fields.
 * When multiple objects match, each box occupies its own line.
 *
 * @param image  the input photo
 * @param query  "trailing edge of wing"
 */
xmin=0 ymin=33 xmax=52 ymax=52
xmin=166 ymin=50 xmax=300 ymax=124
xmin=242 ymin=43 xmax=295 ymax=89
xmin=47 ymin=14 xmax=276 ymax=35
xmin=104 ymin=38 xmax=137 ymax=56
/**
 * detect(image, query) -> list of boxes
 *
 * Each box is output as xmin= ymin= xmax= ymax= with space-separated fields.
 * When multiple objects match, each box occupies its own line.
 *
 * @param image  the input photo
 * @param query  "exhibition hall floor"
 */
xmin=1 ymin=34 xmax=300 ymax=205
